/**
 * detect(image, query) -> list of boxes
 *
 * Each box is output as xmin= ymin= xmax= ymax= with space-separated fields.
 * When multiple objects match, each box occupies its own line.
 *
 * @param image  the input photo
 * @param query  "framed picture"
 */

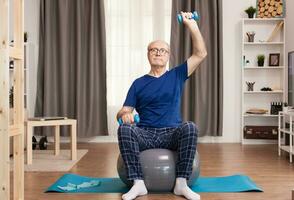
xmin=269 ymin=53 xmax=280 ymax=66
xmin=256 ymin=0 xmax=285 ymax=18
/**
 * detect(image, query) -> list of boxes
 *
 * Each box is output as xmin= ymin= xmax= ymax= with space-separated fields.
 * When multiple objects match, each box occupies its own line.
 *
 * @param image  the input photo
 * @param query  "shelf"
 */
xmin=243 ymin=114 xmax=278 ymax=117
xmin=244 ymin=66 xmax=284 ymax=69
xmin=279 ymin=111 xmax=294 ymax=116
xmin=242 ymin=139 xmax=277 ymax=144
xmin=9 ymin=47 xmax=24 ymax=60
xmin=244 ymin=91 xmax=283 ymax=94
xmin=243 ymin=18 xmax=284 ymax=22
xmin=279 ymin=128 xmax=294 ymax=135
xmin=280 ymin=145 xmax=294 ymax=154
xmin=243 ymin=42 xmax=284 ymax=45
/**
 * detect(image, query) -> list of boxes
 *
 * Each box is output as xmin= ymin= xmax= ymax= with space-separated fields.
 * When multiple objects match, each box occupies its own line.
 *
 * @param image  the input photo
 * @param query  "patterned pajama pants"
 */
xmin=117 ymin=121 xmax=198 ymax=180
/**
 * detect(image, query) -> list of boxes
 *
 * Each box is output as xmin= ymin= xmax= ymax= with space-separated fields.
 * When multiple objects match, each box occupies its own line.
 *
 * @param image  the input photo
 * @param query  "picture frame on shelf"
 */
xmin=256 ymin=0 xmax=285 ymax=18
xmin=269 ymin=53 xmax=280 ymax=66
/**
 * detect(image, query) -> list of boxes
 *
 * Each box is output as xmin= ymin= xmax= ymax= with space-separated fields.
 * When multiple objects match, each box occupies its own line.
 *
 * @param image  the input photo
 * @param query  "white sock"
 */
xmin=122 ymin=179 xmax=148 ymax=200
xmin=174 ymin=177 xmax=200 ymax=200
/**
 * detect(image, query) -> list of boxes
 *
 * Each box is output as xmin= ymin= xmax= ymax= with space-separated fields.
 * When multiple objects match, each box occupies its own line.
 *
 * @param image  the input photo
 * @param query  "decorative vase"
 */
xmin=246 ymin=82 xmax=255 ymax=91
xmin=246 ymin=32 xmax=255 ymax=42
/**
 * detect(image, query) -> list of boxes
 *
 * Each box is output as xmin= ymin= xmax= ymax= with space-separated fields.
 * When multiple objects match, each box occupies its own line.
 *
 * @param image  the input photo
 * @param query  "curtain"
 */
xmin=104 ymin=0 xmax=172 ymax=135
xmin=35 ymin=0 xmax=108 ymax=137
xmin=170 ymin=0 xmax=223 ymax=136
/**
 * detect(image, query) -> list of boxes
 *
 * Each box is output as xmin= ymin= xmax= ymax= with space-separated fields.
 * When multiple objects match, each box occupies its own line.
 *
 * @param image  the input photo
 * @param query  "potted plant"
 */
xmin=245 ymin=6 xmax=257 ymax=18
xmin=257 ymin=54 xmax=265 ymax=67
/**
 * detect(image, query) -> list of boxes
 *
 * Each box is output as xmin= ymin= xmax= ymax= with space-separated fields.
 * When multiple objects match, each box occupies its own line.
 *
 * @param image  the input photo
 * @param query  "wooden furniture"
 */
xmin=26 ymin=119 xmax=77 ymax=165
xmin=241 ymin=18 xmax=286 ymax=144
xmin=278 ymin=111 xmax=294 ymax=163
xmin=0 ymin=0 xmax=25 ymax=199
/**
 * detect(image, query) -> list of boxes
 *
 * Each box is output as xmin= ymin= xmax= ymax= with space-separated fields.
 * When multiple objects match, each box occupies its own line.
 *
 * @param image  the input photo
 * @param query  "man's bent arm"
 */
xmin=116 ymin=106 xmax=134 ymax=121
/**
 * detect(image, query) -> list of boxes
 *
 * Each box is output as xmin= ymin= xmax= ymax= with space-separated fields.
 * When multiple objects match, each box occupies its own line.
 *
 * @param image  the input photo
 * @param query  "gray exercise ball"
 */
xmin=117 ymin=149 xmax=200 ymax=192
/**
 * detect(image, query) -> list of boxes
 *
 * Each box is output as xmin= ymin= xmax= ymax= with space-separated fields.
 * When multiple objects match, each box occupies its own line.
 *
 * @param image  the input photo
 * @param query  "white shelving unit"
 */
xmin=9 ymin=42 xmax=34 ymax=122
xmin=241 ymin=18 xmax=286 ymax=144
xmin=278 ymin=111 xmax=294 ymax=163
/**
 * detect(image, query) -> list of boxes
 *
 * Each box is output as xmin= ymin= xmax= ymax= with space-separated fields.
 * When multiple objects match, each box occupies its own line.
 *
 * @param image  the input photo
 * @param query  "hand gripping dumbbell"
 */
xmin=177 ymin=11 xmax=199 ymax=23
xmin=118 ymin=114 xmax=140 ymax=125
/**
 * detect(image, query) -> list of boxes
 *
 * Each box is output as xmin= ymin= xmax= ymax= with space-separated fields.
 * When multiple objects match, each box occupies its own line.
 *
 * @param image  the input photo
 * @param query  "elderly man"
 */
xmin=116 ymin=12 xmax=207 ymax=200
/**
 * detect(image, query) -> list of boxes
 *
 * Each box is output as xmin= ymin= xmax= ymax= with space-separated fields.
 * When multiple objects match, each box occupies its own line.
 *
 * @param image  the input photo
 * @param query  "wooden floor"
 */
xmin=19 ymin=143 xmax=294 ymax=200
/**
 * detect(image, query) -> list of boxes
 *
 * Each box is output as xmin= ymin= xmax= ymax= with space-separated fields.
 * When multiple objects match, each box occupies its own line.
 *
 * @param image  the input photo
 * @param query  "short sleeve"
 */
xmin=123 ymin=82 xmax=137 ymax=108
xmin=174 ymin=61 xmax=188 ymax=82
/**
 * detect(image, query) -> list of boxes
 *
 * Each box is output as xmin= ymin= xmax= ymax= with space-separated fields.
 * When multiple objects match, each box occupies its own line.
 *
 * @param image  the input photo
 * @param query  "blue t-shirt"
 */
xmin=123 ymin=61 xmax=189 ymax=128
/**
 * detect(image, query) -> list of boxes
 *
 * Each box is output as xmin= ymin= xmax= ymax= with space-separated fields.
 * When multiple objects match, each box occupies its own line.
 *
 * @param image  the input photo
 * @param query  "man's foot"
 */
xmin=122 ymin=180 xmax=148 ymax=200
xmin=173 ymin=177 xmax=200 ymax=200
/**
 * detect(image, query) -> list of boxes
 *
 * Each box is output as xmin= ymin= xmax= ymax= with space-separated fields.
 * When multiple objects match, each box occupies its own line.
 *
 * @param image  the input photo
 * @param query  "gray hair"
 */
xmin=147 ymin=40 xmax=170 ymax=51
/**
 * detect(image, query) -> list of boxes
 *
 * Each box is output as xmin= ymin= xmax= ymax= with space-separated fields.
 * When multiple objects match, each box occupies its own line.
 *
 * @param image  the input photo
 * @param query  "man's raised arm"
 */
xmin=181 ymin=12 xmax=207 ymax=77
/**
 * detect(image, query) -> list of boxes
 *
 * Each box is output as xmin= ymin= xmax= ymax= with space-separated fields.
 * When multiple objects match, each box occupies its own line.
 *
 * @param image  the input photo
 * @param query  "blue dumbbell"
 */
xmin=177 ymin=11 xmax=199 ymax=23
xmin=118 ymin=114 xmax=140 ymax=125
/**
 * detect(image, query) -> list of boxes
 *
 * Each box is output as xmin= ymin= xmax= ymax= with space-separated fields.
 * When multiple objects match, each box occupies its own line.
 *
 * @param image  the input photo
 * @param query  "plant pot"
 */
xmin=248 ymin=13 xmax=254 ymax=18
xmin=258 ymin=61 xmax=264 ymax=67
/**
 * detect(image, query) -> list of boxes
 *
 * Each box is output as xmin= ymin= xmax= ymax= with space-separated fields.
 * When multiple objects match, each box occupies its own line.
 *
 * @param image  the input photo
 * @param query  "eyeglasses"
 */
xmin=148 ymin=48 xmax=169 ymax=55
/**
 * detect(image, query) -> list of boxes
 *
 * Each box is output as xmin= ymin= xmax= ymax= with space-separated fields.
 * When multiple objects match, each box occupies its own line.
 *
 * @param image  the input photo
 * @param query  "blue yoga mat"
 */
xmin=46 ymin=173 xmax=263 ymax=193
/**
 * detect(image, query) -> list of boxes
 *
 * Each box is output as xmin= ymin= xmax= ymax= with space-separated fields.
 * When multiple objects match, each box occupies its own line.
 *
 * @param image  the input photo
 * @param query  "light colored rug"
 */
xmin=10 ymin=149 xmax=88 ymax=172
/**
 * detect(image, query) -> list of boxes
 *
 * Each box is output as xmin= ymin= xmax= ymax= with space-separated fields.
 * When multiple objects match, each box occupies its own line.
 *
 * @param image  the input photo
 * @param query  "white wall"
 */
xmin=24 ymin=0 xmax=40 ymax=117
xmin=202 ymin=0 xmax=256 ymax=143
xmin=24 ymin=0 xmax=40 ymax=45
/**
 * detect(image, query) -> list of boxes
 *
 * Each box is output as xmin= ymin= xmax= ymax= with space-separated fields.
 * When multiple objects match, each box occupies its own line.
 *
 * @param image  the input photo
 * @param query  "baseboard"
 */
xmin=42 ymin=136 xmax=277 ymax=144
xmin=198 ymin=136 xmax=239 ymax=143
xmin=242 ymin=139 xmax=278 ymax=145
xmin=88 ymin=136 xmax=118 ymax=143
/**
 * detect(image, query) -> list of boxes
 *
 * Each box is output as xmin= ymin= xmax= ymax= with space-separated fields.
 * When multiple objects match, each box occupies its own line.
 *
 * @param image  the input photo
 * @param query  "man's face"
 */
xmin=147 ymin=41 xmax=170 ymax=67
